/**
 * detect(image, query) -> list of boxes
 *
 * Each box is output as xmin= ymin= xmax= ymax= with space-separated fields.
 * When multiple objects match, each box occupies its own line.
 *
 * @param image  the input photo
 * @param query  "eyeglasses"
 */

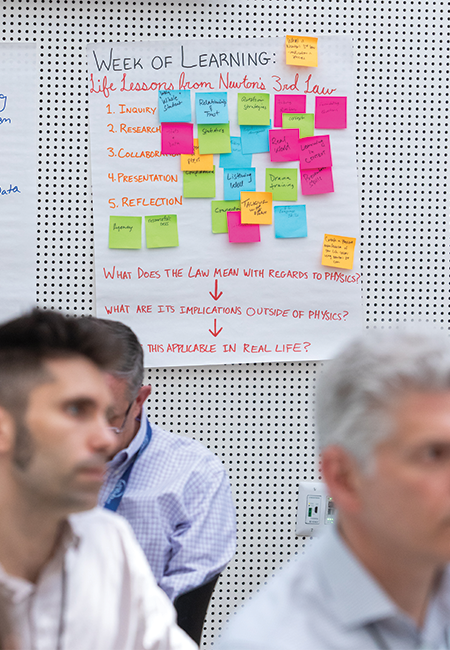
xmin=108 ymin=401 xmax=134 ymax=435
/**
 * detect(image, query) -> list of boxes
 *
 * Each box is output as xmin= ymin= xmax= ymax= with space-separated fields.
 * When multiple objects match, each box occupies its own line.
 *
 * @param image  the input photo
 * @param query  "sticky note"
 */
xmin=220 ymin=137 xmax=252 ymax=169
xmin=161 ymin=122 xmax=194 ymax=155
xmin=195 ymin=92 xmax=229 ymax=124
xmin=315 ymin=96 xmax=347 ymax=129
xmin=183 ymin=167 xmax=216 ymax=198
xmin=109 ymin=216 xmax=142 ymax=249
xmin=158 ymin=90 xmax=191 ymax=123
xmin=274 ymin=95 xmax=306 ymax=127
xmin=285 ymin=35 xmax=318 ymax=67
xmin=282 ymin=113 xmax=315 ymax=138
xmin=237 ymin=93 xmax=270 ymax=126
xmin=198 ymin=123 xmax=231 ymax=154
xmin=322 ymin=233 xmax=356 ymax=269
xmin=300 ymin=167 xmax=334 ymax=195
xmin=265 ymin=168 xmax=298 ymax=201
xmin=299 ymin=135 xmax=332 ymax=170
xmin=145 ymin=215 xmax=179 ymax=248
xmin=227 ymin=211 xmax=261 ymax=243
xmin=269 ymin=129 xmax=300 ymax=162
xmin=223 ymin=168 xmax=256 ymax=201
xmin=240 ymin=123 xmax=271 ymax=154
xmin=274 ymin=205 xmax=307 ymax=238
xmin=180 ymin=139 xmax=213 ymax=171
xmin=211 ymin=200 xmax=241 ymax=234
xmin=240 ymin=192 xmax=273 ymax=225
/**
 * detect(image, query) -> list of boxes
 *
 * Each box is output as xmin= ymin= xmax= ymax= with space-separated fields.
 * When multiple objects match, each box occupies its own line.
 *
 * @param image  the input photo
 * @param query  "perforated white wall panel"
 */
xmin=2 ymin=0 xmax=448 ymax=646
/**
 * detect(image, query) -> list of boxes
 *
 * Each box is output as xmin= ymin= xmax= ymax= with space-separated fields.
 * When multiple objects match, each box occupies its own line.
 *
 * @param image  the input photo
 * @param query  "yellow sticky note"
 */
xmin=240 ymin=191 xmax=273 ymax=225
xmin=286 ymin=35 xmax=318 ymax=67
xmin=322 ymin=234 xmax=356 ymax=270
xmin=180 ymin=139 xmax=214 ymax=171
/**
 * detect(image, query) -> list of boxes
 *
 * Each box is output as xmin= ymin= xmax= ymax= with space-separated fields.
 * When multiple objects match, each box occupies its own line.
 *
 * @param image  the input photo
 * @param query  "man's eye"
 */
xmin=422 ymin=446 xmax=448 ymax=461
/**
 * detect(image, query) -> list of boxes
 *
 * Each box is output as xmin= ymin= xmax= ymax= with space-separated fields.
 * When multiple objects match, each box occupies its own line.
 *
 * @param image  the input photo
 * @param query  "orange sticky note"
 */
xmin=240 ymin=191 xmax=273 ymax=225
xmin=322 ymin=234 xmax=356 ymax=270
xmin=180 ymin=139 xmax=214 ymax=171
xmin=286 ymin=35 xmax=318 ymax=67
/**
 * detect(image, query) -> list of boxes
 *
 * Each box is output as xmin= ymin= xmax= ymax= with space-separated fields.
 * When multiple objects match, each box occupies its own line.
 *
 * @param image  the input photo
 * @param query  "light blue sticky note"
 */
xmin=240 ymin=122 xmax=271 ymax=154
xmin=274 ymin=205 xmax=307 ymax=238
xmin=223 ymin=167 xmax=256 ymax=201
xmin=220 ymin=137 xmax=252 ymax=169
xmin=158 ymin=89 xmax=191 ymax=123
xmin=195 ymin=92 xmax=229 ymax=124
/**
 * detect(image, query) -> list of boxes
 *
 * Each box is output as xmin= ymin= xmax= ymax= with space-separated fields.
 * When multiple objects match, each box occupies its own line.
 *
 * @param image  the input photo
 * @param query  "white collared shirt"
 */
xmin=218 ymin=526 xmax=450 ymax=649
xmin=0 ymin=508 xmax=197 ymax=650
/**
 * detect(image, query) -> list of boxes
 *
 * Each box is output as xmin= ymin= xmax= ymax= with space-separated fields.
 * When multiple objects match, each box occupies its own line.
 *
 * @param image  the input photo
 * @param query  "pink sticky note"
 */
xmin=269 ymin=129 xmax=299 ymax=162
xmin=161 ymin=122 xmax=194 ymax=155
xmin=315 ymin=96 xmax=347 ymax=129
xmin=299 ymin=135 xmax=332 ymax=170
xmin=300 ymin=167 xmax=334 ymax=195
xmin=227 ymin=211 xmax=261 ymax=243
xmin=274 ymin=95 xmax=306 ymax=128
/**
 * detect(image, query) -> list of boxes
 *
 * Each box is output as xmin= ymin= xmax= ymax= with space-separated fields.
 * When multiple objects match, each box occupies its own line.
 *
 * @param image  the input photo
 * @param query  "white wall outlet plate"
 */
xmin=296 ymin=481 xmax=336 ymax=537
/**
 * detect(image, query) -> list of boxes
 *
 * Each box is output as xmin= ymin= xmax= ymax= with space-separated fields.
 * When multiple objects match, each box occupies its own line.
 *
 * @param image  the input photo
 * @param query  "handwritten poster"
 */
xmin=0 ymin=44 xmax=37 ymax=320
xmin=87 ymin=36 xmax=361 ymax=366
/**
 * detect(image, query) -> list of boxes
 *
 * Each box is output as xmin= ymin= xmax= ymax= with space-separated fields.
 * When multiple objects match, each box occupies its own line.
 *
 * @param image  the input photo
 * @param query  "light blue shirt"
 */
xmin=218 ymin=526 xmax=450 ymax=649
xmin=99 ymin=413 xmax=236 ymax=602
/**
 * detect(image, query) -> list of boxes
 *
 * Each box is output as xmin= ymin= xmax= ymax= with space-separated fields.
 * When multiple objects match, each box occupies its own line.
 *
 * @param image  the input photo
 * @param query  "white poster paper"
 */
xmin=88 ymin=36 xmax=362 ymax=366
xmin=0 ymin=43 xmax=37 ymax=320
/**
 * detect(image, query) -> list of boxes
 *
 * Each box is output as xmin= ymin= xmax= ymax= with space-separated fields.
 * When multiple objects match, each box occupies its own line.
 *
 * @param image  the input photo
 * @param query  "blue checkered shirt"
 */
xmin=99 ymin=412 xmax=236 ymax=602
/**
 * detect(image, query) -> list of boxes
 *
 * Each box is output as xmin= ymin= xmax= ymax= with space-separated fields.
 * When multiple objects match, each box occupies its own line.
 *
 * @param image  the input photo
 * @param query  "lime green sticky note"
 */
xmin=198 ymin=124 xmax=231 ymax=154
xmin=211 ymin=200 xmax=241 ymax=233
xmin=282 ymin=113 xmax=315 ymax=138
xmin=109 ymin=216 xmax=142 ymax=249
xmin=265 ymin=168 xmax=298 ymax=201
xmin=145 ymin=215 xmax=179 ymax=248
xmin=183 ymin=167 xmax=216 ymax=198
xmin=238 ymin=93 xmax=270 ymax=125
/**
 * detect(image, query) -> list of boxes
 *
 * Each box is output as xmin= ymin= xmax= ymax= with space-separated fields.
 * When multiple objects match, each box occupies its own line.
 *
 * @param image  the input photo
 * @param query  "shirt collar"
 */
xmin=107 ymin=408 xmax=147 ymax=470
xmin=316 ymin=526 xmax=399 ymax=628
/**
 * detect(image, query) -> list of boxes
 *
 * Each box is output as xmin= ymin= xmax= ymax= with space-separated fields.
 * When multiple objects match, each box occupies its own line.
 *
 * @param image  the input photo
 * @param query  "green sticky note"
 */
xmin=183 ymin=167 xmax=216 ymax=198
xmin=282 ymin=113 xmax=315 ymax=138
xmin=145 ymin=215 xmax=179 ymax=248
xmin=211 ymin=200 xmax=241 ymax=233
xmin=265 ymin=168 xmax=298 ymax=201
xmin=109 ymin=216 xmax=142 ymax=249
xmin=238 ymin=93 xmax=270 ymax=125
xmin=198 ymin=124 xmax=231 ymax=154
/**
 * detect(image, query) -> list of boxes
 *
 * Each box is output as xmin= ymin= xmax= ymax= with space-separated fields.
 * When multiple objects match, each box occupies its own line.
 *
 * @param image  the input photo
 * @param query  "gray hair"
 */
xmin=316 ymin=328 xmax=450 ymax=467
xmin=95 ymin=319 xmax=144 ymax=400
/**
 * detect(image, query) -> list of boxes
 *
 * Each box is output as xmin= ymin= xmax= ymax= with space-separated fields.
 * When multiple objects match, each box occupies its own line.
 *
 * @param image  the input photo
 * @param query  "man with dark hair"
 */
xmin=97 ymin=318 xmax=236 ymax=642
xmin=0 ymin=309 xmax=195 ymax=650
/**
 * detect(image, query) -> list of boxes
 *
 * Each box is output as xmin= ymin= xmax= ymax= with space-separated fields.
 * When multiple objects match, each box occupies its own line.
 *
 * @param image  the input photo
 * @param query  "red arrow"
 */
xmin=209 ymin=319 xmax=223 ymax=338
xmin=209 ymin=279 xmax=223 ymax=301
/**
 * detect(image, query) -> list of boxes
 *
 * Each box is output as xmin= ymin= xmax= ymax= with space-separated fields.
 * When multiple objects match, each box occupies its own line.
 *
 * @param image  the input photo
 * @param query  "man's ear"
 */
xmin=321 ymin=445 xmax=364 ymax=515
xmin=0 ymin=406 xmax=15 ymax=454
xmin=135 ymin=385 xmax=152 ymax=410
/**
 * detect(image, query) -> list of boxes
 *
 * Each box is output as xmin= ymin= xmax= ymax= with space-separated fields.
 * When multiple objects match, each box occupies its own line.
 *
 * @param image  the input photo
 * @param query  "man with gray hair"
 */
xmin=219 ymin=328 xmax=450 ymax=649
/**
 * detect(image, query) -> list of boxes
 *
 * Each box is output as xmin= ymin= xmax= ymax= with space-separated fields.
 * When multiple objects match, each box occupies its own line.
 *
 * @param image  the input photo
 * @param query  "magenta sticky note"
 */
xmin=274 ymin=95 xmax=306 ymax=128
xmin=299 ymin=135 xmax=332 ymax=170
xmin=300 ymin=167 xmax=334 ymax=195
xmin=161 ymin=122 xmax=194 ymax=155
xmin=227 ymin=211 xmax=261 ymax=243
xmin=315 ymin=96 xmax=347 ymax=129
xmin=269 ymin=129 xmax=299 ymax=162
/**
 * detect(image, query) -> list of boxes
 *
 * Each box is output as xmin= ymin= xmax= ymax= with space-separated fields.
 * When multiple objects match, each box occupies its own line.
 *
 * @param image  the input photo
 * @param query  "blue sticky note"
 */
xmin=195 ymin=92 xmax=229 ymax=124
xmin=158 ymin=90 xmax=191 ymax=123
xmin=223 ymin=167 xmax=256 ymax=201
xmin=274 ymin=205 xmax=307 ymax=238
xmin=220 ymin=137 xmax=252 ymax=169
xmin=240 ymin=122 xmax=271 ymax=154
